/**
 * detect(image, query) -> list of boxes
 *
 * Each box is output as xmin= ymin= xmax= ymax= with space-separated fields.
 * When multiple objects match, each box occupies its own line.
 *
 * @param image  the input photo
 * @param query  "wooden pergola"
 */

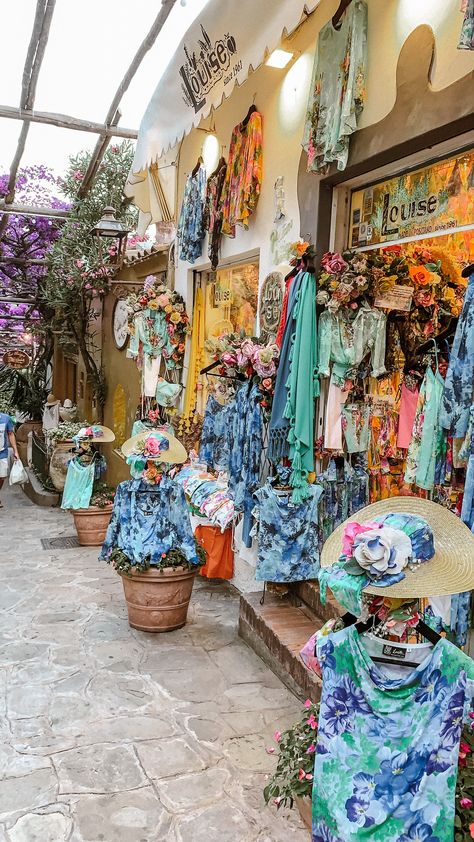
xmin=0 ymin=0 xmax=178 ymax=341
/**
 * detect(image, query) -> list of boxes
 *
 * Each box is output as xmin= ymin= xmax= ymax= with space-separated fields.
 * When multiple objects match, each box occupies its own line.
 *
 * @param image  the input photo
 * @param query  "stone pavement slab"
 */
xmin=0 ymin=484 xmax=307 ymax=840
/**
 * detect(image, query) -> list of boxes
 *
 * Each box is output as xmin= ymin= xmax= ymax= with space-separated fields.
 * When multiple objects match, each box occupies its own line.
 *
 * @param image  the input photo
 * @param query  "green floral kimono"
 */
xmin=303 ymin=0 xmax=367 ymax=173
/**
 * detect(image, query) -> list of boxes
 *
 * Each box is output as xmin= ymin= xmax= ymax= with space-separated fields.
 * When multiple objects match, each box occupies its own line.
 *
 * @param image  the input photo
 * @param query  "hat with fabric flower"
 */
xmin=74 ymin=424 xmax=115 ymax=443
xmin=320 ymin=497 xmax=474 ymax=606
xmin=121 ymin=429 xmax=187 ymax=465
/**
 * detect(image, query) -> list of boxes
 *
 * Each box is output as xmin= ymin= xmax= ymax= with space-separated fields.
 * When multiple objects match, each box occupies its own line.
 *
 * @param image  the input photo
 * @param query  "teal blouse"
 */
xmin=318 ymin=304 xmax=387 ymax=385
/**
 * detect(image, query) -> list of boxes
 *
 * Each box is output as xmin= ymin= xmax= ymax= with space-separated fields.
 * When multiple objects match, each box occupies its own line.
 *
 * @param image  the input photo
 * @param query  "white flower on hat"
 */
xmin=353 ymin=526 xmax=413 ymax=580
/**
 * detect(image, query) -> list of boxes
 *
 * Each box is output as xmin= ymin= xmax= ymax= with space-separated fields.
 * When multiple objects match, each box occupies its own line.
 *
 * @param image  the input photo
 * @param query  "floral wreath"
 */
xmin=204 ymin=332 xmax=280 ymax=414
xmin=126 ymin=275 xmax=190 ymax=371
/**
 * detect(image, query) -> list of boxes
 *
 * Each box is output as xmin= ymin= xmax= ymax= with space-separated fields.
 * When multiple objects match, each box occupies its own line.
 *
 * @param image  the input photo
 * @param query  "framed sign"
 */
xmin=3 ymin=349 xmax=30 ymax=369
xmin=259 ymin=271 xmax=284 ymax=341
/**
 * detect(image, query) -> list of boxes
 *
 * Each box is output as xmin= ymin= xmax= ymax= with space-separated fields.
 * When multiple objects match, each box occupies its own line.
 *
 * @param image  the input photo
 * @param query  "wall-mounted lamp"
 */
xmin=266 ymin=49 xmax=295 ymax=69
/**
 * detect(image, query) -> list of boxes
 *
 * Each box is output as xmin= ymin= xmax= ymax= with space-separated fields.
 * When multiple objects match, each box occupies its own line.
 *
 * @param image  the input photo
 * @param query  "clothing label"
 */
xmin=374 ymin=285 xmax=414 ymax=312
xmin=382 ymin=644 xmax=406 ymax=659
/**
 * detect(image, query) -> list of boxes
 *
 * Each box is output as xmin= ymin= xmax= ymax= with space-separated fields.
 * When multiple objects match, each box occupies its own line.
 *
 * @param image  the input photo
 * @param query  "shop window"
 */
xmin=113 ymin=384 xmax=127 ymax=449
xmin=203 ymin=260 xmax=259 ymax=346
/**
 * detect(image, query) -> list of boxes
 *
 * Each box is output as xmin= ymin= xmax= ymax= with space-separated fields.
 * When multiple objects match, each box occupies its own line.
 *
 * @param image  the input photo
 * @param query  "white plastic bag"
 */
xmin=9 ymin=458 xmax=28 ymax=485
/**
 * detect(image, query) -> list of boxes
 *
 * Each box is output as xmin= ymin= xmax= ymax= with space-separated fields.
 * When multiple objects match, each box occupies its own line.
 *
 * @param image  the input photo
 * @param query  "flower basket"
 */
xmin=119 ymin=566 xmax=196 ymax=633
xmin=72 ymin=503 xmax=113 ymax=546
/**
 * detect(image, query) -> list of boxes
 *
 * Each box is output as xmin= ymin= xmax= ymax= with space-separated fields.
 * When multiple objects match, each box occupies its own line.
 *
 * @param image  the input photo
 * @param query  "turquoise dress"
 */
xmin=61 ymin=459 xmax=95 ymax=510
xmin=313 ymin=625 xmax=474 ymax=842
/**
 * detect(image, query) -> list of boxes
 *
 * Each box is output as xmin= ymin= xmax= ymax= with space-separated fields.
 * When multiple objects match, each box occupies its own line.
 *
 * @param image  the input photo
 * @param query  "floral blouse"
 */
xmin=99 ymin=477 xmax=198 ymax=565
xmin=228 ymin=381 xmax=264 ymax=546
xmin=204 ymin=159 xmax=227 ymax=269
xmin=313 ymin=625 xmax=474 ymax=842
xmin=303 ymin=0 xmax=367 ymax=173
xmin=318 ymin=304 xmax=387 ymax=386
xmin=440 ymin=273 xmax=474 ymax=438
xmin=221 ymin=110 xmax=263 ymax=237
xmin=177 ymin=164 xmax=206 ymax=263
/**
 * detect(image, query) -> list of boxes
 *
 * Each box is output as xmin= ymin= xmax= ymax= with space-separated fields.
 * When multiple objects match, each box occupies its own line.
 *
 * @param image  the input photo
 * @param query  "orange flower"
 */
xmin=409 ymin=265 xmax=432 ymax=286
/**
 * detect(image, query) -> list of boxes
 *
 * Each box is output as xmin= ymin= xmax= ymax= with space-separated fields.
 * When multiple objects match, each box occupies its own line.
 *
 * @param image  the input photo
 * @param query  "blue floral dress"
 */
xmin=199 ymin=394 xmax=231 ymax=471
xmin=177 ymin=164 xmax=206 ymax=263
xmin=254 ymin=481 xmax=323 ymax=582
xmin=228 ymin=382 xmax=264 ymax=547
xmin=312 ymin=625 xmax=474 ymax=842
xmin=440 ymin=272 xmax=474 ymax=438
xmin=99 ymin=477 xmax=198 ymax=564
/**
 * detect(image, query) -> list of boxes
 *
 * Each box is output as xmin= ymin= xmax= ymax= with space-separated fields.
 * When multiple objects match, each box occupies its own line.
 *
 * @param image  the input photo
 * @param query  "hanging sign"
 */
xmin=350 ymin=149 xmax=474 ymax=248
xmin=259 ymin=271 xmax=285 ymax=341
xmin=3 ymin=349 xmax=30 ymax=369
xmin=374 ymin=285 xmax=414 ymax=312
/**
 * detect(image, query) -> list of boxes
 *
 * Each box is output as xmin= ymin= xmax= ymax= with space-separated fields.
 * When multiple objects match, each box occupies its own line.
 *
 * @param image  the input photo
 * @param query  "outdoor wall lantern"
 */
xmin=90 ymin=206 xmax=130 ymax=270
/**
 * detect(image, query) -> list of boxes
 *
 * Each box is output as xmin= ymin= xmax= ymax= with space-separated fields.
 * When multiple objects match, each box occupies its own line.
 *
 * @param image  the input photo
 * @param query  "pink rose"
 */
xmin=145 ymin=437 xmax=161 ymax=456
xmin=222 ymin=351 xmax=238 ymax=366
xmin=321 ymin=252 xmax=349 ymax=274
xmin=342 ymin=521 xmax=381 ymax=557
xmin=157 ymin=294 xmax=170 ymax=308
xmin=261 ymin=378 xmax=273 ymax=391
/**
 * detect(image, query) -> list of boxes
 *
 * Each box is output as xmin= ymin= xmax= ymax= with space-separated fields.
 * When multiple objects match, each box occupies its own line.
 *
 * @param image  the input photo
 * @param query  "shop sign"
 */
xmin=374 ymin=285 xmax=414 ymax=312
xmin=259 ymin=271 xmax=284 ymax=341
xmin=350 ymin=149 xmax=474 ymax=248
xmin=180 ymin=25 xmax=240 ymax=114
xmin=3 ymin=349 xmax=30 ymax=369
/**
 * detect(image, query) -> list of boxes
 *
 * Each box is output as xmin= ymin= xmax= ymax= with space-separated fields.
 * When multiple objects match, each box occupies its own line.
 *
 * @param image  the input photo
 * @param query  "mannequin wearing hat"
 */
xmin=59 ymin=398 xmax=78 ymax=423
xmin=42 ymin=393 xmax=61 ymax=432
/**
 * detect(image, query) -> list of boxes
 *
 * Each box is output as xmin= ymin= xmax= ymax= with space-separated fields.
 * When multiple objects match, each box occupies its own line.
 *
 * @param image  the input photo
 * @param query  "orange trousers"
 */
xmin=196 ymin=525 xmax=234 ymax=580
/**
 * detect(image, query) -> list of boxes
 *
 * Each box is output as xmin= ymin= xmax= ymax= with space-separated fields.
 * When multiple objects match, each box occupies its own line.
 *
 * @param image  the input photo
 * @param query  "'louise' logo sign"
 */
xmin=179 ymin=25 xmax=239 ymax=113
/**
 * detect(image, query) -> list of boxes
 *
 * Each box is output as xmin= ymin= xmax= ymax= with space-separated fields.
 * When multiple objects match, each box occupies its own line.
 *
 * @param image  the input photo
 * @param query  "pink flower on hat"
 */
xmin=342 ymin=521 xmax=381 ymax=557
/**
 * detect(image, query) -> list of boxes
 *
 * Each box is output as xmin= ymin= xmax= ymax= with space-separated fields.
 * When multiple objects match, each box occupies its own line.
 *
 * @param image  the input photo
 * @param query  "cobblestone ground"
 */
xmin=0 ymin=484 xmax=308 ymax=842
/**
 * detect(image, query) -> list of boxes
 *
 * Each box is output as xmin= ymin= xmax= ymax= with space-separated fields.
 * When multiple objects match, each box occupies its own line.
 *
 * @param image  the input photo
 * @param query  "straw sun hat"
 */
xmin=320 ymin=496 xmax=474 ymax=599
xmin=121 ymin=429 xmax=187 ymax=465
xmin=75 ymin=425 xmax=115 ymax=443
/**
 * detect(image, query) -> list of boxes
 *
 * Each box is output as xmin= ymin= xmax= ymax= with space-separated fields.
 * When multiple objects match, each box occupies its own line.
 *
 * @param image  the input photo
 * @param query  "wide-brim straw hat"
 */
xmin=46 ymin=393 xmax=60 ymax=406
xmin=320 ymin=496 xmax=474 ymax=599
xmin=121 ymin=430 xmax=187 ymax=465
xmin=76 ymin=425 xmax=115 ymax=443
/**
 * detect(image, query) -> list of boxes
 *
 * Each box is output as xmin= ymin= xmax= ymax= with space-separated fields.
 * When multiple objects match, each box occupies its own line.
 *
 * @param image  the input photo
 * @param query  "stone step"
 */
xmin=239 ymin=591 xmax=322 ymax=703
xmin=289 ymin=580 xmax=344 ymax=625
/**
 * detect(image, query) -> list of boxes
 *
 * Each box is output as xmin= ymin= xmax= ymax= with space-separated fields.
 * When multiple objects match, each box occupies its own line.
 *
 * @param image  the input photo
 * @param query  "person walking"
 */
xmin=0 ymin=412 xmax=19 ymax=507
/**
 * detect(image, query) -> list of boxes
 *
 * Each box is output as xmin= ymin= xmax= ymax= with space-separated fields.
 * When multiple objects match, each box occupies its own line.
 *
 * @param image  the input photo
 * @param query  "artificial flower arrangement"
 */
xmin=126 ymin=275 xmax=190 ymax=371
xmin=107 ymin=543 xmax=206 ymax=577
xmin=89 ymin=482 xmax=115 ymax=508
xmin=317 ymin=247 xmax=466 ymax=347
xmin=204 ymin=332 xmax=280 ymax=413
xmin=47 ymin=420 xmax=90 ymax=446
xmin=264 ymin=700 xmax=474 ymax=840
xmin=288 ymin=239 xmax=316 ymax=266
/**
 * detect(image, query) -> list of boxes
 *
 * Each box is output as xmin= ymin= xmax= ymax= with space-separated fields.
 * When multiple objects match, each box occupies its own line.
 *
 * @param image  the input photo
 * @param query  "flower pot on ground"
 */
xmin=73 ymin=503 xmax=113 ymax=546
xmin=16 ymin=421 xmax=42 ymax=465
xmin=295 ymin=796 xmax=312 ymax=832
xmin=106 ymin=545 xmax=206 ymax=633
xmin=120 ymin=566 xmax=196 ymax=632
xmin=49 ymin=440 xmax=74 ymax=491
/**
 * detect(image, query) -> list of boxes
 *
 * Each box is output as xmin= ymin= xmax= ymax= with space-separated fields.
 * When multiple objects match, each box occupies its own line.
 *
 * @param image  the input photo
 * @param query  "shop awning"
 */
xmin=126 ymin=0 xmax=320 ymax=226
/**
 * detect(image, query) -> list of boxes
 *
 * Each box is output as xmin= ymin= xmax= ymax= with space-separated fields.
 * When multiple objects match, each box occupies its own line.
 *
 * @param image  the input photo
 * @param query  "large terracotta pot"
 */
xmin=49 ymin=440 xmax=74 ymax=491
xmin=16 ymin=420 xmax=43 ymax=443
xmin=295 ymin=796 xmax=312 ymax=833
xmin=72 ymin=504 xmax=113 ymax=546
xmin=120 ymin=567 xmax=196 ymax=633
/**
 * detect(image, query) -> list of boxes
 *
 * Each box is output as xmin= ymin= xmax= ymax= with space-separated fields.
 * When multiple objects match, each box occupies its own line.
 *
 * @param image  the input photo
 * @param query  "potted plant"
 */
xmin=264 ymin=701 xmax=474 ymax=840
xmin=72 ymin=483 xmax=115 ymax=547
xmin=106 ymin=542 xmax=206 ymax=633
xmin=47 ymin=421 xmax=89 ymax=491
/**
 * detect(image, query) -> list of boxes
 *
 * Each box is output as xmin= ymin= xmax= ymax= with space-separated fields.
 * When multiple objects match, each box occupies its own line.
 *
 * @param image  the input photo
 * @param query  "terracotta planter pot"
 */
xmin=295 ymin=795 xmax=312 ymax=833
xmin=16 ymin=420 xmax=42 ymax=443
xmin=120 ymin=567 xmax=196 ymax=633
xmin=49 ymin=440 xmax=74 ymax=492
xmin=72 ymin=504 xmax=113 ymax=546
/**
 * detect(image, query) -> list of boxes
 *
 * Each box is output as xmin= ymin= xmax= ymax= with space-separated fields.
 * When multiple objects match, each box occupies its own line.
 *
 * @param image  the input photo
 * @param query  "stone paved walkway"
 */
xmin=0 ymin=484 xmax=308 ymax=842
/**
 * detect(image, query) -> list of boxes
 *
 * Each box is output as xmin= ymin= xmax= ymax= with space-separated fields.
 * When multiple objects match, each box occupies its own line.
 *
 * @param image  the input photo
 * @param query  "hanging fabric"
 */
xmin=221 ymin=109 xmax=263 ymax=236
xmin=61 ymin=458 xmax=95 ymax=510
xmin=179 ymin=286 xmax=204 ymax=435
xmin=177 ymin=164 xmax=207 ymax=263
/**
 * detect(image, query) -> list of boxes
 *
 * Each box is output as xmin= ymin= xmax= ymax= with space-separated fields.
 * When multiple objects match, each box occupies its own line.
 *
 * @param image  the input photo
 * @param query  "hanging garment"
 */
xmin=179 ymin=286 xmax=204 ymax=435
xmin=99 ymin=477 xmax=198 ymax=565
xmin=312 ymin=625 xmax=474 ymax=842
xmin=143 ymin=354 xmax=161 ymax=398
xmin=285 ymin=271 xmax=319 ymax=500
xmin=268 ymin=271 xmax=304 ymax=463
xmin=318 ymin=457 xmax=369 ymax=543
xmin=199 ymin=394 xmax=231 ymax=471
xmin=221 ymin=110 xmax=263 ymax=236
xmin=405 ymin=366 xmax=444 ymax=490
xmin=61 ymin=458 xmax=95 ymax=510
xmin=459 ymin=0 xmax=474 ymax=49
xmin=397 ymin=382 xmax=419 ymax=449
xmin=324 ymin=376 xmax=349 ymax=450
xmin=254 ymin=481 xmax=323 ymax=583
xmin=177 ymin=164 xmax=207 ymax=263
xmin=275 ymin=272 xmax=295 ymax=349
xmin=127 ymin=309 xmax=174 ymax=364
xmin=196 ymin=524 xmax=234 ymax=580
xmin=228 ymin=381 xmax=264 ymax=547
xmin=440 ymin=272 xmax=474 ymax=437
xmin=303 ymin=0 xmax=367 ymax=173
xmin=318 ymin=304 xmax=387 ymax=386
xmin=204 ymin=158 xmax=227 ymax=270
xmin=42 ymin=402 xmax=60 ymax=431
xmin=341 ymin=402 xmax=370 ymax=453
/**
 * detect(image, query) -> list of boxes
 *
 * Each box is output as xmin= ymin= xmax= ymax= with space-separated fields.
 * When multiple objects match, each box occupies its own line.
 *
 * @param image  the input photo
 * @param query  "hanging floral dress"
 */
xmin=459 ymin=0 xmax=474 ymax=49
xmin=312 ymin=625 xmax=474 ymax=842
xmin=221 ymin=110 xmax=263 ymax=236
xmin=303 ymin=0 xmax=367 ymax=173
xmin=177 ymin=164 xmax=206 ymax=263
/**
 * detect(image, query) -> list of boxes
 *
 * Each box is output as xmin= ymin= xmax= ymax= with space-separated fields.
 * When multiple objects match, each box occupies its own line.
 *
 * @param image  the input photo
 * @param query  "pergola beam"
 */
xmin=0 ymin=105 xmax=138 ymax=139
xmin=0 ymin=258 xmax=48 ymax=266
xmin=0 ymin=297 xmax=37 ymax=303
xmin=0 ymin=203 xmax=69 ymax=220
xmin=78 ymin=0 xmax=178 ymax=198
